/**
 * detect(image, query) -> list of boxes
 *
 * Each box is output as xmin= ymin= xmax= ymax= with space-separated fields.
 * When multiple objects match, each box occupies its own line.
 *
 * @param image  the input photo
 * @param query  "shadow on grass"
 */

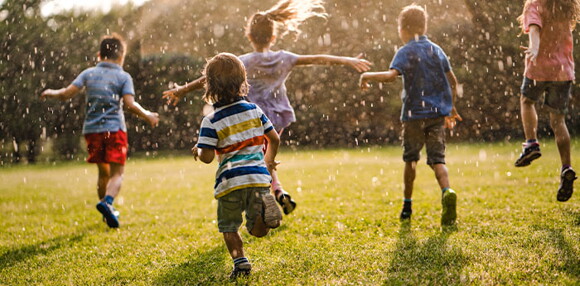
xmin=536 ymin=226 xmax=580 ymax=279
xmin=154 ymin=245 xmax=231 ymax=285
xmin=384 ymin=221 xmax=467 ymax=285
xmin=0 ymin=224 xmax=98 ymax=270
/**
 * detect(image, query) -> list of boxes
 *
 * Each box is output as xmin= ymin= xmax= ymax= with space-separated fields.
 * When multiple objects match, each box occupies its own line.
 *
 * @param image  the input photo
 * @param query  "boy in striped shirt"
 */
xmin=192 ymin=53 xmax=282 ymax=279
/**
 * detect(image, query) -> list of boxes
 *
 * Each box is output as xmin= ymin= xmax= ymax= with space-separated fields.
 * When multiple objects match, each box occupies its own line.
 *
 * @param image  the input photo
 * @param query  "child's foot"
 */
xmin=557 ymin=168 xmax=577 ymax=202
xmin=102 ymin=209 xmax=120 ymax=223
xmin=274 ymin=189 xmax=297 ymax=215
xmin=262 ymin=193 xmax=282 ymax=228
xmin=441 ymin=189 xmax=457 ymax=226
xmin=229 ymin=262 xmax=251 ymax=279
xmin=400 ymin=201 xmax=412 ymax=220
xmin=515 ymin=142 xmax=541 ymax=167
xmin=96 ymin=201 xmax=120 ymax=228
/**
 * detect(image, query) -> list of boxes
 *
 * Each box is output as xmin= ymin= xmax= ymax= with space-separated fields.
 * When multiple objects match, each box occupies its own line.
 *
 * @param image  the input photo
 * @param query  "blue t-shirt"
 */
xmin=71 ymin=62 xmax=134 ymax=134
xmin=390 ymin=35 xmax=453 ymax=121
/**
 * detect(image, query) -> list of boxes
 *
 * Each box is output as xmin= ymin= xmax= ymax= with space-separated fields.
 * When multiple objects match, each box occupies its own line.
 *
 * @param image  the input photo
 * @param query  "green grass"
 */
xmin=1 ymin=140 xmax=579 ymax=285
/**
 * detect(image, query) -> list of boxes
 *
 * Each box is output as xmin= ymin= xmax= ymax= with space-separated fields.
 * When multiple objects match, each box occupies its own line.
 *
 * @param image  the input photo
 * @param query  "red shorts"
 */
xmin=84 ymin=131 xmax=128 ymax=165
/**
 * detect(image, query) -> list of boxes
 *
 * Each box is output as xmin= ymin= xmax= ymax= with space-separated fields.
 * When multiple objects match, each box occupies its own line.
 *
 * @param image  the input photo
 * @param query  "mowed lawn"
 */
xmin=1 ymin=140 xmax=579 ymax=285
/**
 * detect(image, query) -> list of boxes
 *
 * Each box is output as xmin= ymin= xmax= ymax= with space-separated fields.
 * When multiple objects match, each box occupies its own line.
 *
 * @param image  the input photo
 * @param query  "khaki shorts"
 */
xmin=217 ymin=187 xmax=269 ymax=233
xmin=402 ymin=117 xmax=446 ymax=165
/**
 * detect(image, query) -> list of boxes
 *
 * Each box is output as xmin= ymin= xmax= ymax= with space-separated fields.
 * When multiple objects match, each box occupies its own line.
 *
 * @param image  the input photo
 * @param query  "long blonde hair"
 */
xmin=246 ymin=0 xmax=327 ymax=47
xmin=518 ymin=0 xmax=580 ymax=29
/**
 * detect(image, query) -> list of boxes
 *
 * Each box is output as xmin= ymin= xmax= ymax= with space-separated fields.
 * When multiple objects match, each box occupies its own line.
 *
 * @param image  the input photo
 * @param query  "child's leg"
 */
xmin=520 ymin=95 xmax=538 ymax=141
xmin=549 ymin=112 xmax=571 ymax=167
xmin=223 ymin=232 xmax=245 ymax=259
xmin=249 ymin=214 xmax=270 ymax=237
xmin=104 ymin=163 xmax=124 ymax=199
xmin=431 ymin=164 xmax=450 ymax=190
xmin=96 ymin=163 xmax=110 ymax=200
xmin=403 ymin=161 xmax=417 ymax=200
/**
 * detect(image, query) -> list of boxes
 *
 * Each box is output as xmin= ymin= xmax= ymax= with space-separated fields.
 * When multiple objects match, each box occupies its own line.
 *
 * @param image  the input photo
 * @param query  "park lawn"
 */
xmin=0 ymin=140 xmax=579 ymax=285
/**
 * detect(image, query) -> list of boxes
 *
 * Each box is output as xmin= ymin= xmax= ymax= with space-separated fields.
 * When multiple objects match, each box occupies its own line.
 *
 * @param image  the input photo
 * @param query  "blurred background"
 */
xmin=0 ymin=0 xmax=578 ymax=164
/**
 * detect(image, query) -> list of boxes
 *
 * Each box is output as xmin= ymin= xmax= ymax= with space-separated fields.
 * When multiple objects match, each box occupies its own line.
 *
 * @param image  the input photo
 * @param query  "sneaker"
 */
xmin=400 ymin=204 xmax=412 ymax=220
xmin=102 ymin=209 xmax=120 ymax=223
xmin=96 ymin=201 xmax=120 ymax=228
xmin=515 ymin=142 xmax=541 ymax=167
xmin=262 ymin=193 xmax=282 ymax=228
xmin=275 ymin=189 xmax=297 ymax=215
xmin=441 ymin=189 xmax=457 ymax=226
xmin=557 ymin=168 xmax=577 ymax=202
xmin=229 ymin=262 xmax=251 ymax=279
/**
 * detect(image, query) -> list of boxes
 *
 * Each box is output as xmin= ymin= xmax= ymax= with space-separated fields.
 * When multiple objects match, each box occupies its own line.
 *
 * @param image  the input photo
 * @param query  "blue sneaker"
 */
xmin=515 ymin=142 xmax=541 ymax=167
xmin=557 ymin=168 xmax=577 ymax=202
xmin=97 ymin=201 xmax=120 ymax=228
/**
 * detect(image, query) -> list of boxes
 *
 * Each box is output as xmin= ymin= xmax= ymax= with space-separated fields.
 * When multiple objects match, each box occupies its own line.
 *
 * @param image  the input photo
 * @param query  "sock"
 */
xmin=403 ymin=199 xmax=412 ymax=210
xmin=442 ymin=187 xmax=450 ymax=194
xmin=525 ymin=139 xmax=538 ymax=148
xmin=104 ymin=195 xmax=114 ymax=205
xmin=233 ymin=257 xmax=249 ymax=267
xmin=562 ymin=165 xmax=572 ymax=172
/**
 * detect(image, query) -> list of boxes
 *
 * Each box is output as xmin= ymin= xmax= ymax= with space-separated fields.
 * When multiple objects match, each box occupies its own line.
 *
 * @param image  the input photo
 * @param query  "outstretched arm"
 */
xmin=359 ymin=69 xmax=400 ymax=90
xmin=444 ymin=71 xmax=462 ymax=129
xmin=40 ymin=84 xmax=81 ymax=101
xmin=122 ymin=94 xmax=160 ymax=127
xmin=296 ymin=53 xmax=372 ymax=72
xmin=521 ymin=24 xmax=540 ymax=64
xmin=162 ymin=76 xmax=206 ymax=106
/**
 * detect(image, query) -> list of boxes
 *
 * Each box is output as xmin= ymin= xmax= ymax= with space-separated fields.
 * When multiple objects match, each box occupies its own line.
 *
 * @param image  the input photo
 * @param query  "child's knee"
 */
xmin=520 ymin=95 xmax=535 ymax=105
xmin=250 ymin=227 xmax=269 ymax=237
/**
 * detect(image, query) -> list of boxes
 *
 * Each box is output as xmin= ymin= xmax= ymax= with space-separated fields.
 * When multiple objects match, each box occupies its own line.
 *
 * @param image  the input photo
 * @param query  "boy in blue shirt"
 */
xmin=359 ymin=4 xmax=461 ymax=226
xmin=41 ymin=33 xmax=159 ymax=228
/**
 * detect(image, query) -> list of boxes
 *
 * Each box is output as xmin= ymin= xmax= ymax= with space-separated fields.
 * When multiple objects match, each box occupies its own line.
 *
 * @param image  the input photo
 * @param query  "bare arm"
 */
xmin=264 ymin=128 xmax=280 ymax=174
xmin=444 ymin=71 xmax=462 ymax=129
xmin=191 ymin=146 xmax=215 ymax=164
xmin=40 ymin=84 xmax=81 ymax=101
xmin=522 ymin=24 xmax=540 ymax=64
xmin=162 ymin=76 xmax=206 ymax=106
xmin=122 ymin=94 xmax=160 ymax=127
xmin=296 ymin=54 xmax=372 ymax=73
xmin=359 ymin=69 xmax=400 ymax=90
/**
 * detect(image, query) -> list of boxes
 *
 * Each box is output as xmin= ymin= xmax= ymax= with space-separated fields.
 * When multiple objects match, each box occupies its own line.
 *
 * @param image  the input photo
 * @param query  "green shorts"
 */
xmin=217 ymin=187 xmax=269 ymax=233
xmin=402 ymin=117 xmax=446 ymax=165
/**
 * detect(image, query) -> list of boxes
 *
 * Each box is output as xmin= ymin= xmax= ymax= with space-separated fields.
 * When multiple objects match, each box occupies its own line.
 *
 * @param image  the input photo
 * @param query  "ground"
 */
xmin=1 ymin=140 xmax=579 ymax=285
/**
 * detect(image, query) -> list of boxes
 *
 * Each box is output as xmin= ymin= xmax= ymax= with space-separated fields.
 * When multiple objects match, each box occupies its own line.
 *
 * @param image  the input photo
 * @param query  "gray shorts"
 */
xmin=402 ymin=117 xmax=446 ymax=165
xmin=521 ymin=77 xmax=572 ymax=114
xmin=217 ymin=187 xmax=269 ymax=233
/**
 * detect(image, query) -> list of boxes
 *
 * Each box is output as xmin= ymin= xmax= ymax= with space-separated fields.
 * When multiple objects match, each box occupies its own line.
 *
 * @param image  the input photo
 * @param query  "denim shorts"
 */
xmin=402 ymin=117 xmax=446 ymax=165
xmin=217 ymin=187 xmax=269 ymax=233
xmin=521 ymin=77 xmax=572 ymax=114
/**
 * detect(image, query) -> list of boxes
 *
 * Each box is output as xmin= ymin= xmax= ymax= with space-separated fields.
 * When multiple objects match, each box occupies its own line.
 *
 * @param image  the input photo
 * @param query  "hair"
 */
xmin=518 ymin=0 xmax=580 ymax=29
xmin=100 ymin=33 xmax=126 ymax=60
xmin=203 ymin=53 xmax=249 ymax=105
xmin=246 ymin=0 xmax=327 ymax=47
xmin=398 ymin=4 xmax=428 ymax=36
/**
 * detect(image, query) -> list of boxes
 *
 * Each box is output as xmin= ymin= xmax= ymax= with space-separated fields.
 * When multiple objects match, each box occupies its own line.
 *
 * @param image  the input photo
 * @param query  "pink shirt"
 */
xmin=523 ymin=0 xmax=575 ymax=81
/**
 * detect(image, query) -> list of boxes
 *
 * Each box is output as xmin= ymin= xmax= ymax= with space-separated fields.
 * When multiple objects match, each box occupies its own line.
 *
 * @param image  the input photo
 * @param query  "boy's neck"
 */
xmin=100 ymin=58 xmax=124 ymax=67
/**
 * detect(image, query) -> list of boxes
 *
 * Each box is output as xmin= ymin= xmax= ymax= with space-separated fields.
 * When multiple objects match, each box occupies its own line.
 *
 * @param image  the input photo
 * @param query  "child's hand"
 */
xmin=520 ymin=45 xmax=538 ymax=64
xmin=265 ymin=159 xmax=280 ymax=174
xmin=359 ymin=73 xmax=371 ymax=91
xmin=347 ymin=53 xmax=373 ymax=73
xmin=162 ymin=84 xmax=184 ymax=106
xmin=444 ymin=108 xmax=462 ymax=129
xmin=146 ymin=112 xmax=160 ymax=128
xmin=191 ymin=146 xmax=199 ymax=161
xmin=40 ymin=89 xmax=55 ymax=100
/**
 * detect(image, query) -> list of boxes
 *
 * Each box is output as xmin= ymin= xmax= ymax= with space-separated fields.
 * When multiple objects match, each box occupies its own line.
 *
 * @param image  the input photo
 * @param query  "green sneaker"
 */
xmin=441 ymin=189 xmax=457 ymax=226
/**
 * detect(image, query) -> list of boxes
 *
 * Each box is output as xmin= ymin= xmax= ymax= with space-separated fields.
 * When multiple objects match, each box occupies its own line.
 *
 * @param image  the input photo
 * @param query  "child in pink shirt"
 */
xmin=516 ymin=0 xmax=578 ymax=201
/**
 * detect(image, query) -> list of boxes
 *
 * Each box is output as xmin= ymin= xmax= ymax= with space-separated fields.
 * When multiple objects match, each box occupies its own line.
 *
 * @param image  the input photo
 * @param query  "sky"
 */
xmin=38 ymin=0 xmax=151 ymax=17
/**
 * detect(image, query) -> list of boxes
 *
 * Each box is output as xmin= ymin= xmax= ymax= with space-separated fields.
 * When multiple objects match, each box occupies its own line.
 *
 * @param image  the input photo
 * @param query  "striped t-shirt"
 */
xmin=197 ymin=99 xmax=274 ymax=198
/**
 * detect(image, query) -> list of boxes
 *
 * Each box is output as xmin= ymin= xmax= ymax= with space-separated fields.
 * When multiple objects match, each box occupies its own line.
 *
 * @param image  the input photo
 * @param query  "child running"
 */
xmin=359 ymin=4 xmax=461 ymax=226
xmin=192 ymin=53 xmax=282 ymax=279
xmin=163 ymin=0 xmax=372 ymax=215
xmin=515 ymin=0 xmax=578 ymax=201
xmin=41 ymin=33 xmax=159 ymax=228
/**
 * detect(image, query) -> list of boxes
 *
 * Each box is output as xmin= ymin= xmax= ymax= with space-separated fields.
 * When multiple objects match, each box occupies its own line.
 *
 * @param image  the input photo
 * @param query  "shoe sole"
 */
xmin=279 ymin=194 xmax=297 ymax=215
xmin=515 ymin=151 xmax=541 ymax=167
xmin=96 ymin=203 xmax=120 ymax=228
xmin=262 ymin=194 xmax=282 ymax=228
xmin=557 ymin=171 xmax=576 ymax=202
xmin=441 ymin=191 xmax=457 ymax=226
